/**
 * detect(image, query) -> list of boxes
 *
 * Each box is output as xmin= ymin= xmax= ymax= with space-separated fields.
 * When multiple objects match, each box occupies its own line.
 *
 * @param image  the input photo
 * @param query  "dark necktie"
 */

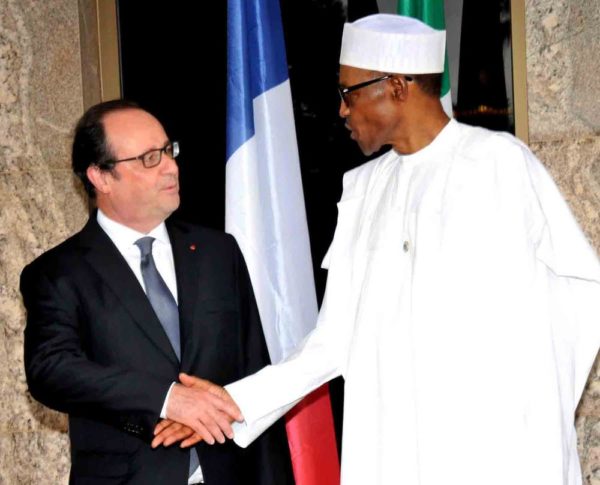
xmin=135 ymin=236 xmax=181 ymax=359
xmin=135 ymin=236 xmax=200 ymax=477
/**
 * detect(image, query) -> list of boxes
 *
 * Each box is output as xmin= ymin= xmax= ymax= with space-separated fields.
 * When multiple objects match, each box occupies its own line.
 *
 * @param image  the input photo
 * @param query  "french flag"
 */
xmin=225 ymin=0 xmax=340 ymax=484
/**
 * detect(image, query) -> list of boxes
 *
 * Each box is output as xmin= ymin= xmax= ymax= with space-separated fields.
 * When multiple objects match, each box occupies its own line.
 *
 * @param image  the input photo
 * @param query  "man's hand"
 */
xmin=179 ymin=372 xmax=235 ymax=402
xmin=165 ymin=374 xmax=242 ymax=445
xmin=152 ymin=419 xmax=202 ymax=448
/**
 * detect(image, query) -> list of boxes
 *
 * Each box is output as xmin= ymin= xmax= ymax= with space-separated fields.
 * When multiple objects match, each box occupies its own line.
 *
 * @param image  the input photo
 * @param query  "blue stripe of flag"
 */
xmin=226 ymin=0 xmax=289 ymax=160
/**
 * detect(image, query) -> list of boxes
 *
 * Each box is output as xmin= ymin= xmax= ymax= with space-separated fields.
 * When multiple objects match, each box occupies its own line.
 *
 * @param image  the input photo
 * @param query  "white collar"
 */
xmin=96 ymin=209 xmax=171 ymax=253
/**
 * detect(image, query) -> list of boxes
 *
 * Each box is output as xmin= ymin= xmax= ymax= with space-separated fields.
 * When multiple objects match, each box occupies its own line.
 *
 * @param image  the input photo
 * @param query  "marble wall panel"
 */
xmin=526 ymin=0 xmax=600 ymax=141
xmin=0 ymin=0 xmax=89 ymax=482
xmin=0 ymin=431 xmax=70 ymax=484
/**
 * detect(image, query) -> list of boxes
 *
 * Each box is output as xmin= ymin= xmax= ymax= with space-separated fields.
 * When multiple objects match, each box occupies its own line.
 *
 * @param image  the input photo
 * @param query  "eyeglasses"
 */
xmin=338 ymin=74 xmax=413 ymax=106
xmin=107 ymin=141 xmax=180 ymax=169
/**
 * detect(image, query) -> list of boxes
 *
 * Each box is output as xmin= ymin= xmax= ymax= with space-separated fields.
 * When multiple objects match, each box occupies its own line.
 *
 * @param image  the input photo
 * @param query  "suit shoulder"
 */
xmin=167 ymin=219 xmax=238 ymax=250
xmin=21 ymin=230 xmax=85 ymax=281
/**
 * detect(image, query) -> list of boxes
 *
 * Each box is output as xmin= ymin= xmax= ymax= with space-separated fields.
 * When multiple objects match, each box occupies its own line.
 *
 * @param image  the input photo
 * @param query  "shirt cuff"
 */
xmin=160 ymin=382 xmax=176 ymax=419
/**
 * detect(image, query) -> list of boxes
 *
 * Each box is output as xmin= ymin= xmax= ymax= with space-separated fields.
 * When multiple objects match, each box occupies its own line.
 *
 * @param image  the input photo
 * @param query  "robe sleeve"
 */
xmin=229 ymin=236 xmax=295 ymax=484
xmin=228 ymin=167 xmax=369 ymax=447
xmin=520 ymin=143 xmax=600 ymax=402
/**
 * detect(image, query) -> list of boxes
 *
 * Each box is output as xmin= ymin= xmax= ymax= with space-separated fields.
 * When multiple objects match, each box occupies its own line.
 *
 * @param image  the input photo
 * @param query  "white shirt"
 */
xmin=96 ymin=210 xmax=178 ymax=301
xmin=96 ymin=210 xmax=204 ymax=484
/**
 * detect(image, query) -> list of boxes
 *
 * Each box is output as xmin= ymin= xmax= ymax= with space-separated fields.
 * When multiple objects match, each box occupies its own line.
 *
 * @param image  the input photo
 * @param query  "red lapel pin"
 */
xmin=189 ymin=244 xmax=197 ymax=251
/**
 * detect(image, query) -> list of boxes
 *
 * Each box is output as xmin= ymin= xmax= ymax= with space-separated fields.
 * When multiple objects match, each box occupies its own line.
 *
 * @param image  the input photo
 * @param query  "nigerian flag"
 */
xmin=397 ymin=0 xmax=453 ymax=116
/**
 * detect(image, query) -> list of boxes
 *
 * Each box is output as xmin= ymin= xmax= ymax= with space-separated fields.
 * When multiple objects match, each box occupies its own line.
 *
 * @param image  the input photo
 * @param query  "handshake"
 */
xmin=152 ymin=373 xmax=243 ymax=449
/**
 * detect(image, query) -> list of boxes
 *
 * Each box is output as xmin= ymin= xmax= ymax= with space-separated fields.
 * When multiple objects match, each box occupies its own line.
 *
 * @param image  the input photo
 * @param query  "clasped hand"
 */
xmin=152 ymin=373 xmax=242 ymax=449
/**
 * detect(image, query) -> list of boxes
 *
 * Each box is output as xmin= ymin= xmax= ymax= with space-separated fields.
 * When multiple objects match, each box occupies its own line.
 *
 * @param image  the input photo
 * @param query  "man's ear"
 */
xmin=86 ymin=165 xmax=113 ymax=195
xmin=390 ymin=75 xmax=410 ymax=102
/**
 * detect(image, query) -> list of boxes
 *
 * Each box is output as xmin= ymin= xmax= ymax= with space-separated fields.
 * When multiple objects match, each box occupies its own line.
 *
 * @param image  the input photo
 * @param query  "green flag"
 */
xmin=397 ymin=0 xmax=452 ymax=115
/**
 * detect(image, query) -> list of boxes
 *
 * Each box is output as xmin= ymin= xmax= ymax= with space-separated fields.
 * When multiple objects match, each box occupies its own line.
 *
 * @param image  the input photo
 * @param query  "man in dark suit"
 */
xmin=20 ymin=100 xmax=294 ymax=485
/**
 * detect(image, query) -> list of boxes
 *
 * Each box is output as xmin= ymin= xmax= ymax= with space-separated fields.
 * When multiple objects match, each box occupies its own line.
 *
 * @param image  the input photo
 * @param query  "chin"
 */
xmin=358 ymin=138 xmax=385 ymax=157
xmin=354 ymin=137 xmax=374 ymax=156
xmin=358 ymin=144 xmax=375 ymax=156
xmin=163 ymin=196 xmax=180 ymax=215
xmin=166 ymin=191 xmax=180 ymax=203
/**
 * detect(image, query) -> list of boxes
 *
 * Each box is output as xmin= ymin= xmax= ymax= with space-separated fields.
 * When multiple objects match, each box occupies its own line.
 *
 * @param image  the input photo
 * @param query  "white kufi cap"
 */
xmin=340 ymin=14 xmax=446 ymax=74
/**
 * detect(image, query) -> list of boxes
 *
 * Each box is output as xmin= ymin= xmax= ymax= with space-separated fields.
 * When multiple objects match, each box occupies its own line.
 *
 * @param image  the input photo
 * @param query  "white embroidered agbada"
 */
xmin=227 ymin=120 xmax=600 ymax=485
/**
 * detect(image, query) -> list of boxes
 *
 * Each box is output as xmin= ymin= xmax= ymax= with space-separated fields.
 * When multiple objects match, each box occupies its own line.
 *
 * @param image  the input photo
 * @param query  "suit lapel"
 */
xmin=167 ymin=221 xmax=202 ymax=367
xmin=78 ymin=217 xmax=180 ymax=366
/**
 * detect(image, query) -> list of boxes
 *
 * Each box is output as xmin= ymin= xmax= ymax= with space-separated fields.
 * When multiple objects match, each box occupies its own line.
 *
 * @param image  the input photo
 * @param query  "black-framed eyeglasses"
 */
xmin=106 ymin=141 xmax=180 ymax=169
xmin=338 ymin=74 xmax=413 ymax=106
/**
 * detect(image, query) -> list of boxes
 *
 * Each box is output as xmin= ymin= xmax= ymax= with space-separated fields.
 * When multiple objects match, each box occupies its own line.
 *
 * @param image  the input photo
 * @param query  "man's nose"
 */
xmin=161 ymin=151 xmax=179 ymax=174
xmin=339 ymin=98 xmax=350 ymax=118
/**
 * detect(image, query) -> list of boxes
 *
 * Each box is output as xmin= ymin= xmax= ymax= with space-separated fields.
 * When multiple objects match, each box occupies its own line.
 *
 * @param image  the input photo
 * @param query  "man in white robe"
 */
xmin=161 ymin=14 xmax=600 ymax=485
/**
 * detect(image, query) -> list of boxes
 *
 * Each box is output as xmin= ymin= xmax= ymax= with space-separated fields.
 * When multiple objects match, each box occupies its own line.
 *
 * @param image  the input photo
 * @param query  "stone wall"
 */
xmin=0 ymin=0 xmax=93 ymax=482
